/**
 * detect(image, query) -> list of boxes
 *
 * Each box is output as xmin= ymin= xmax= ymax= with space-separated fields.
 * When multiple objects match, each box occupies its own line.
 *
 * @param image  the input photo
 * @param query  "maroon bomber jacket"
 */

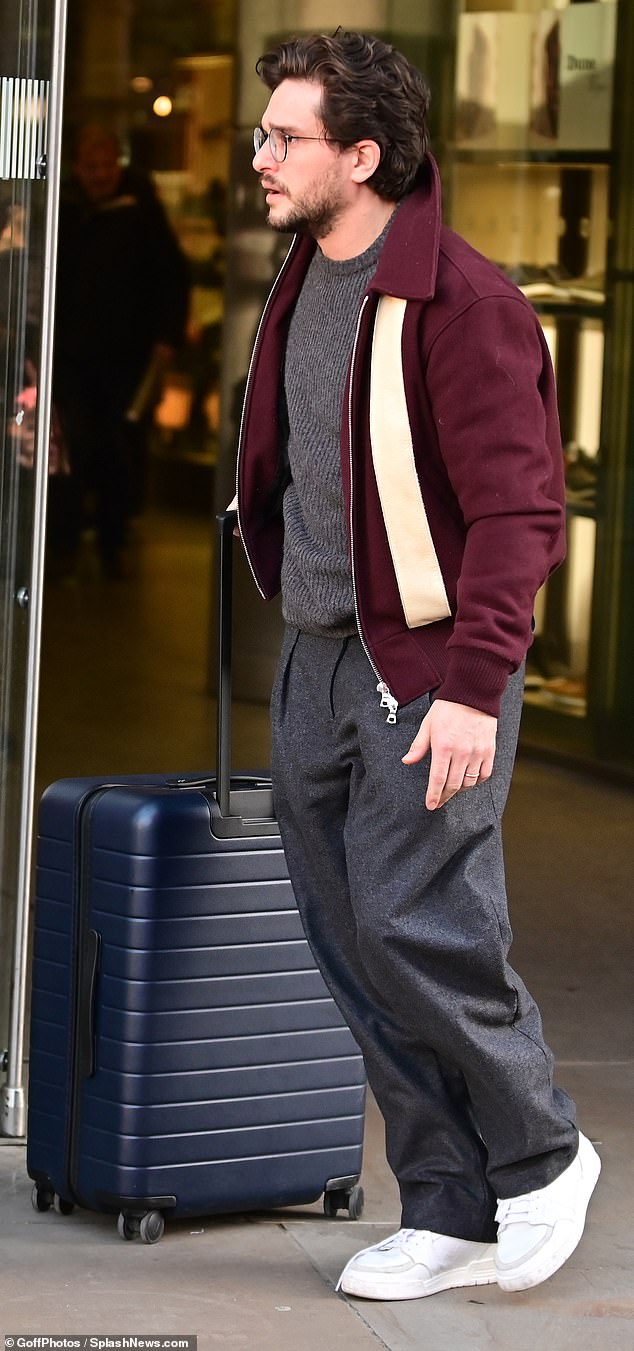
xmin=236 ymin=155 xmax=566 ymax=718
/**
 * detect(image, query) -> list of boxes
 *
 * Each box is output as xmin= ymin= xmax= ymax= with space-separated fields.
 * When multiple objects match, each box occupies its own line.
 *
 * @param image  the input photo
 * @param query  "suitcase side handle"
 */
xmin=77 ymin=928 xmax=100 ymax=1079
xmin=215 ymin=510 xmax=237 ymax=818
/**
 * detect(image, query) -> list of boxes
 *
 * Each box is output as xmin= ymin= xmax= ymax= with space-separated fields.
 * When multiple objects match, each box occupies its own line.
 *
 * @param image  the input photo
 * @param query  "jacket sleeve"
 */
xmin=424 ymin=294 xmax=566 ymax=717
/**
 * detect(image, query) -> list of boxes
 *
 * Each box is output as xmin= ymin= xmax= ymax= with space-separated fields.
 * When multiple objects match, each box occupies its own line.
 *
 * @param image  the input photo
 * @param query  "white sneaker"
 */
xmin=495 ymin=1131 xmax=601 ymax=1292
xmin=336 ymin=1228 xmax=498 ymax=1301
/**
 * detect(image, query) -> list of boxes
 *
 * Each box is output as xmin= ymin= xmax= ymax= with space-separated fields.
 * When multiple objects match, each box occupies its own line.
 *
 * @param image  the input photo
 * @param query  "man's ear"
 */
xmin=349 ymin=139 xmax=381 ymax=185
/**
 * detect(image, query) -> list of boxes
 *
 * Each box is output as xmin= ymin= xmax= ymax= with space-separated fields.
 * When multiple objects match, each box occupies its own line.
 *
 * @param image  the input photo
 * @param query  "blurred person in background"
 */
xmin=53 ymin=125 xmax=189 ymax=576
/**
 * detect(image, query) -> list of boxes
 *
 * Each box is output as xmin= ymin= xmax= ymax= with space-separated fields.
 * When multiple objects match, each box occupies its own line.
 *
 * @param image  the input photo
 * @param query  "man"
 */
xmin=53 ymin=126 xmax=189 ymax=575
xmin=233 ymin=31 xmax=600 ymax=1301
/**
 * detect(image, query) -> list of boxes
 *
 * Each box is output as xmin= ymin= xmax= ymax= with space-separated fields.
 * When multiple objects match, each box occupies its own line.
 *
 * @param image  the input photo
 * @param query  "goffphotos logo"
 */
xmin=5 ymin=1340 xmax=195 ymax=1350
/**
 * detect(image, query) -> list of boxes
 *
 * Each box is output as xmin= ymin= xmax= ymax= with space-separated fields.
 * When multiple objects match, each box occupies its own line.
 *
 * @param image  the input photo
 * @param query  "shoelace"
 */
xmin=496 ymin=1197 xmax=532 ymax=1225
xmin=333 ymin=1226 xmax=421 ymax=1286
xmin=378 ymin=1228 xmax=418 ymax=1251
xmin=496 ymin=1193 xmax=575 ymax=1227
xmin=396 ymin=1229 xmax=442 ymax=1256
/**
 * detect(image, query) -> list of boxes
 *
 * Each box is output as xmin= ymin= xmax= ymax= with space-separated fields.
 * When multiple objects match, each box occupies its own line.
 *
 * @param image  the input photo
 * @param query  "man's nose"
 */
xmin=252 ymin=137 xmax=275 ymax=171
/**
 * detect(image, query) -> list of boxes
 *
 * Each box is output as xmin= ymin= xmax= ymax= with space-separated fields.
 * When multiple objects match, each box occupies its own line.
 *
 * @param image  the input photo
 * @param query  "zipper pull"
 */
xmin=376 ymin=682 xmax=398 ymax=725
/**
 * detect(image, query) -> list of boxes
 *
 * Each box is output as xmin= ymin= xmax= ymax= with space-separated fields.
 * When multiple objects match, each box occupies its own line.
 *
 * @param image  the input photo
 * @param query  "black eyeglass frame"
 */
xmin=253 ymin=125 xmax=340 ymax=163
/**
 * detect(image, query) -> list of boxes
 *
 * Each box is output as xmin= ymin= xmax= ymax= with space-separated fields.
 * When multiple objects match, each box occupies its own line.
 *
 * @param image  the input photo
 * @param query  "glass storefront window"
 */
xmin=448 ymin=1 xmax=614 ymax=731
xmin=445 ymin=0 xmax=633 ymax=773
xmin=56 ymin=0 xmax=235 ymax=518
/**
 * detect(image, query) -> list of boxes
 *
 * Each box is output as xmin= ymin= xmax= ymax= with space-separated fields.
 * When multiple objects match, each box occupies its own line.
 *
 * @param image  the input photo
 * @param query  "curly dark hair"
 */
xmin=255 ymin=30 xmax=431 ymax=202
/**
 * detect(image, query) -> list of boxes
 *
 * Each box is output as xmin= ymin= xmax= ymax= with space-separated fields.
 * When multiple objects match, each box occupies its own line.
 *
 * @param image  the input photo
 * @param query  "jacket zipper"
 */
xmin=236 ymin=236 xmax=300 ymax=599
xmin=348 ymin=295 xmax=399 ymax=725
xmin=377 ymin=682 xmax=399 ymax=724
xmin=239 ymin=251 xmax=399 ymax=726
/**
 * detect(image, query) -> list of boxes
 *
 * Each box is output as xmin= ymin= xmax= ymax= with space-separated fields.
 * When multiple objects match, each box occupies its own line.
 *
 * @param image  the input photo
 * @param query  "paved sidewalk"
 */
xmin=1 ymin=1074 xmax=632 ymax=1351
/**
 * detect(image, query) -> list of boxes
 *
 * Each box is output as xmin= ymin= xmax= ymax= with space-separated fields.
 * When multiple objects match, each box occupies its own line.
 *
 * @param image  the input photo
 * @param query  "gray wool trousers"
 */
xmin=270 ymin=627 xmax=578 ymax=1242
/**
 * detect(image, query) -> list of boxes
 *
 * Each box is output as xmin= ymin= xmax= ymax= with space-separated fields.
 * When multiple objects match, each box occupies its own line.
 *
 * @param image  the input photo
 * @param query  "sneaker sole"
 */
xmin=339 ymin=1256 xmax=498 ymax=1301
xmin=495 ymin=1137 xmax=601 ymax=1293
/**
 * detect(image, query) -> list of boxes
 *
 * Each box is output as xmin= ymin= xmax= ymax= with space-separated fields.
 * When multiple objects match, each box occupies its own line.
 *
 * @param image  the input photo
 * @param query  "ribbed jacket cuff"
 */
xmin=434 ymin=647 xmax=514 ymax=719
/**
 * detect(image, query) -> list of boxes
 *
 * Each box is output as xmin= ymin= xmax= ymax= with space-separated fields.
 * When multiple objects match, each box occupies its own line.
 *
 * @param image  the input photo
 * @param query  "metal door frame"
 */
xmin=1 ymin=0 xmax=68 ymax=1137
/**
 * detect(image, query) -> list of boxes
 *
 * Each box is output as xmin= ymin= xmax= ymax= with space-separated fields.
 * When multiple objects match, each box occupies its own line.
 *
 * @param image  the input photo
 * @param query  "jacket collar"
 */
xmin=369 ymin=155 xmax=441 ymax=302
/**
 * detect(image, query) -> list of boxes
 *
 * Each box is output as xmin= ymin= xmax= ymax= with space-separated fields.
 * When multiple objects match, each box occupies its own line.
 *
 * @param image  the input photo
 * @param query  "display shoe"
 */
xmin=336 ymin=1228 xmax=498 ymax=1301
xmin=495 ymin=1132 xmax=601 ymax=1292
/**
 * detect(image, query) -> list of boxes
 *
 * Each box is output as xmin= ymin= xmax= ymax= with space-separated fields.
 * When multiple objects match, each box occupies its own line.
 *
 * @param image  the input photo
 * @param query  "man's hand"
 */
xmin=402 ymin=699 xmax=497 ymax=810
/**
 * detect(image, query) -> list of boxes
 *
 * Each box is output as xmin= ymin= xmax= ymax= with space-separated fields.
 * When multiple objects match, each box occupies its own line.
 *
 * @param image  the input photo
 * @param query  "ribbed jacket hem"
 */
xmin=434 ymin=647 xmax=515 ymax=718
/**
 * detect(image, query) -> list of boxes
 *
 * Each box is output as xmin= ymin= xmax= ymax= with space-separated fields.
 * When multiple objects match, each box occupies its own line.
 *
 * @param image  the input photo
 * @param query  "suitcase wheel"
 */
xmin=323 ymin=1183 xmax=364 ymax=1221
xmin=140 ymin=1211 xmax=165 ymax=1244
xmin=31 ymin=1183 xmax=54 ymax=1213
xmin=53 ymin=1193 xmax=75 ymax=1216
xmin=117 ymin=1212 xmax=139 ymax=1240
xmin=117 ymin=1209 xmax=165 ymax=1244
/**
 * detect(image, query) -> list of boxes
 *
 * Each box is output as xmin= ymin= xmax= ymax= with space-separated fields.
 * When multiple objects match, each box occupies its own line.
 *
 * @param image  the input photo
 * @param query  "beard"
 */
xmin=262 ymin=165 xmax=347 ymax=240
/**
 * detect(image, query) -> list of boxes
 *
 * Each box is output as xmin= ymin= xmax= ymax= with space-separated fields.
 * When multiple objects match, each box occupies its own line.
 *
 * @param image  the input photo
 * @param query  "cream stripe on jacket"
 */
xmin=369 ymin=295 xmax=451 ymax=628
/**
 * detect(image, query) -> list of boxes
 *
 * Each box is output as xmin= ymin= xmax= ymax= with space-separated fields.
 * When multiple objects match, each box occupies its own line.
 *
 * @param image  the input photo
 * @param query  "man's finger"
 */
xmin=402 ymin=719 xmax=431 ymax=765
xmin=479 ymin=747 xmax=496 ymax=781
xmin=425 ymin=750 xmax=457 ymax=810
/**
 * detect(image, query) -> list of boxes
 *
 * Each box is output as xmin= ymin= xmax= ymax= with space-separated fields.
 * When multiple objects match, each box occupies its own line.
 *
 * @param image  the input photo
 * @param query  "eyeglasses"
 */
xmin=253 ymin=125 xmax=333 ymax=163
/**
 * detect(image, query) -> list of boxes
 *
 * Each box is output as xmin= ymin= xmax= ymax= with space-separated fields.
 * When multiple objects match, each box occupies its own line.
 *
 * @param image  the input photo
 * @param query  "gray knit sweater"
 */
xmin=280 ymin=223 xmax=390 ymax=636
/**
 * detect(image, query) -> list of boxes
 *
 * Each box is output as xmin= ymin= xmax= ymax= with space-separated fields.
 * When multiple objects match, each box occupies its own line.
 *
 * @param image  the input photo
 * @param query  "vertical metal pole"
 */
xmin=215 ymin=512 xmax=235 ymax=819
xmin=1 ymin=0 xmax=69 ymax=1138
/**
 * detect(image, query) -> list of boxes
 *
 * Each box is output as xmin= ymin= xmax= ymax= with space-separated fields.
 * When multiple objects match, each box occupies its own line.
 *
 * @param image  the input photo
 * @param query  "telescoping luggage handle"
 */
xmin=215 ymin=510 xmax=235 ymax=819
xmin=214 ymin=511 xmax=277 ymax=835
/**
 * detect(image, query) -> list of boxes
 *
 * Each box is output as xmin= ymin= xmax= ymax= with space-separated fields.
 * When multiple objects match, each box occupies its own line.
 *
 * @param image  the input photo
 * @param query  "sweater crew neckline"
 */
xmin=313 ymin=211 xmax=396 ymax=277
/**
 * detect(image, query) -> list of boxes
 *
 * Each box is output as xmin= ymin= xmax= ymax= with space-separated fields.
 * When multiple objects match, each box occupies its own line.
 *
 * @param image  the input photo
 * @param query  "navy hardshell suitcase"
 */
xmin=26 ymin=513 xmax=366 ymax=1242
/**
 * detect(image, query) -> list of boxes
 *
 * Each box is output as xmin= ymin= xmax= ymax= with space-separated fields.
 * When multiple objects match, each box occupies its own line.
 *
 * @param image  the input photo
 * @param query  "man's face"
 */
xmin=253 ymin=79 xmax=352 ymax=239
xmin=75 ymin=141 xmax=122 ymax=204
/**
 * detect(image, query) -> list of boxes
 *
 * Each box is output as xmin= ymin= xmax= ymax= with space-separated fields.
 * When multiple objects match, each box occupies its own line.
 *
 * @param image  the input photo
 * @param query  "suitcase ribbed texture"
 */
xmin=27 ymin=776 xmax=366 ymax=1219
